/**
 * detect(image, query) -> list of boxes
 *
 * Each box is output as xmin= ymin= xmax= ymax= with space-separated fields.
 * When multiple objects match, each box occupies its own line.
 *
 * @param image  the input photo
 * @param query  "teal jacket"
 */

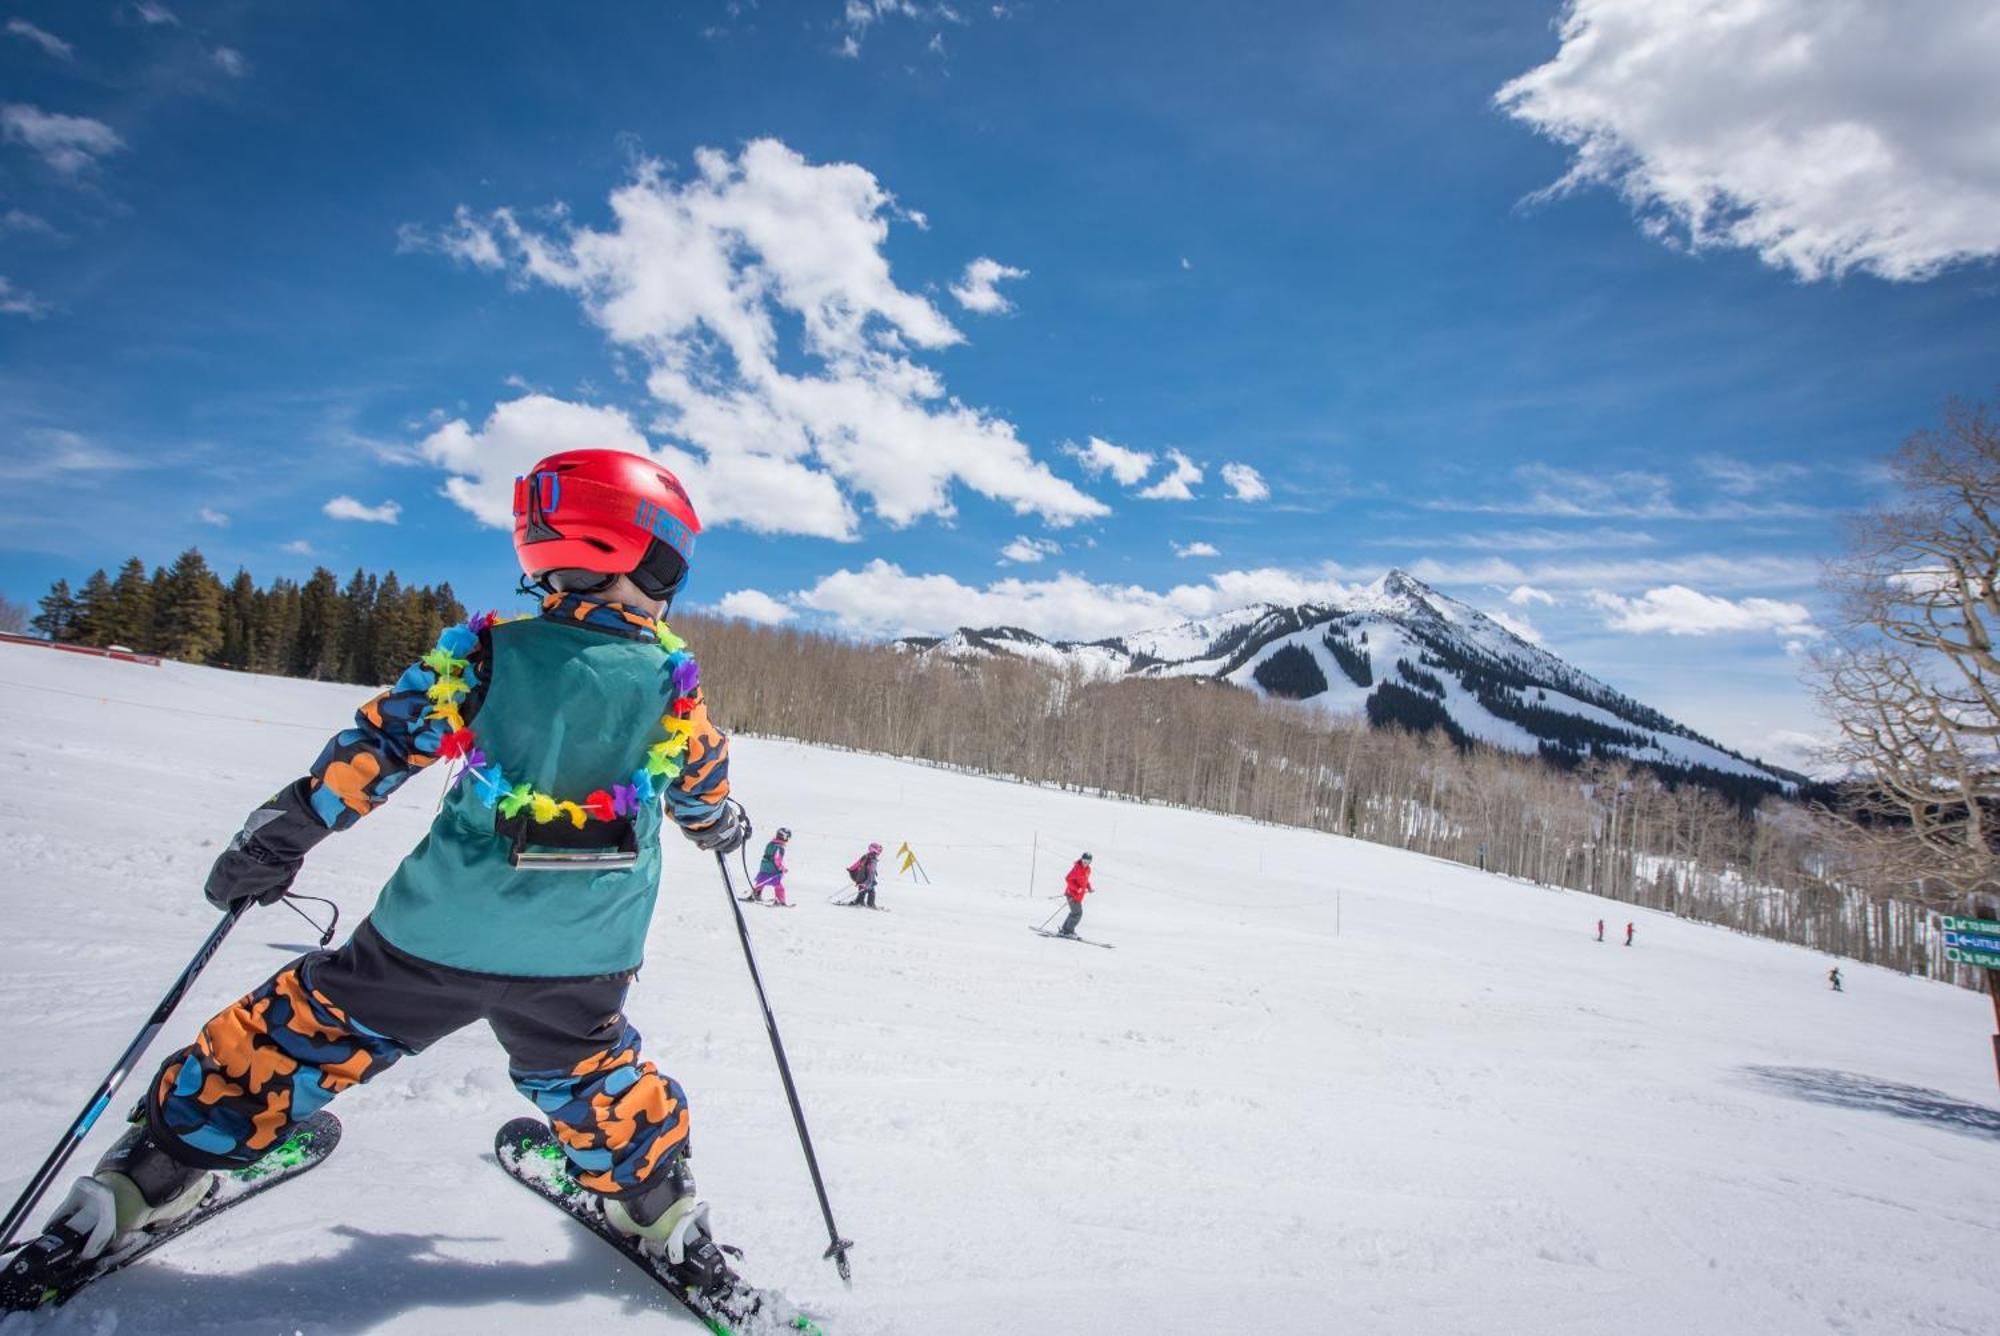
xmin=290 ymin=595 xmax=731 ymax=977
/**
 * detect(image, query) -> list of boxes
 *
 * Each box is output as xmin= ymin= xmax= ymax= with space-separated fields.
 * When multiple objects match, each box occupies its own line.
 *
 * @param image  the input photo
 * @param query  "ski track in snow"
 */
xmin=0 ymin=642 xmax=1996 ymax=1335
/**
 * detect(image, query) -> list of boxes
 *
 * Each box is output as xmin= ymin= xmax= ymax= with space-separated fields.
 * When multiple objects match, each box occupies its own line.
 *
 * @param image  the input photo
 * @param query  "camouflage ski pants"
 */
xmin=146 ymin=919 xmax=690 ymax=1198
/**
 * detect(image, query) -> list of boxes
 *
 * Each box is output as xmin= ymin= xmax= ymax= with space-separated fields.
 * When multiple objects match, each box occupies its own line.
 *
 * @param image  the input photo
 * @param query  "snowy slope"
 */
xmin=904 ymin=571 xmax=1798 ymax=790
xmin=1 ymin=641 xmax=1996 ymax=1336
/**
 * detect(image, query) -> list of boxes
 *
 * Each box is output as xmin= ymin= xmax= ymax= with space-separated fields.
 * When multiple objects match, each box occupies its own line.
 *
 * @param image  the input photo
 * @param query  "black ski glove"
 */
xmin=204 ymin=780 xmax=332 ymax=911
xmin=684 ymin=798 xmax=751 ymax=855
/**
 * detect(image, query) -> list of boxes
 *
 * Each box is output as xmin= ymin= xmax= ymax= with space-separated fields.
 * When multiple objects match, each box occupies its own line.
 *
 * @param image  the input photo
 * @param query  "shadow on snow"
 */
xmin=1741 ymin=1065 xmax=2000 ymax=1139
xmin=18 ymin=1222 xmax=692 ymax=1335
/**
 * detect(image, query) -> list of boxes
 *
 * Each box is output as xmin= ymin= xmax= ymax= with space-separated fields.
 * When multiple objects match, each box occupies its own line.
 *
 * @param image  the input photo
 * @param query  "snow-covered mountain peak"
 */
xmin=900 ymin=572 xmax=1800 ymax=796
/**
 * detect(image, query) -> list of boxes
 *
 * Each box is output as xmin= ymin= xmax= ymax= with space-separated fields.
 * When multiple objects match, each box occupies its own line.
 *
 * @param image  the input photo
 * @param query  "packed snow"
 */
xmin=1 ymin=640 xmax=1996 ymax=1335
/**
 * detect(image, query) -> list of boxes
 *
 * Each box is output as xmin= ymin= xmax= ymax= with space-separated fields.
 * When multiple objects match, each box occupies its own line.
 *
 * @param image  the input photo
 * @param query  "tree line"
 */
xmin=678 ymin=614 xmax=1968 ymax=987
xmin=29 ymin=549 xmax=465 ymax=685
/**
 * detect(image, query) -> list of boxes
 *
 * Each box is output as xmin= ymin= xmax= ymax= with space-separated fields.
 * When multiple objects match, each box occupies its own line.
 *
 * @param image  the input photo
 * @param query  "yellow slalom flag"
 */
xmin=897 ymin=841 xmax=916 ymax=874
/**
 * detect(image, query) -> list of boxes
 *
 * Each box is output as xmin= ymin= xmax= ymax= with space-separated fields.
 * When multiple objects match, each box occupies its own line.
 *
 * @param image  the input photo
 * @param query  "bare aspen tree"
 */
xmin=1817 ymin=399 xmax=2000 ymax=912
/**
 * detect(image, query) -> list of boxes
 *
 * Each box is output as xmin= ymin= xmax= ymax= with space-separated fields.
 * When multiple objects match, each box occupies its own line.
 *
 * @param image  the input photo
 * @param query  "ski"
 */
xmin=0 ymin=1111 xmax=342 ymax=1313
xmin=493 ymin=1117 xmax=824 ymax=1335
xmin=1030 ymin=927 xmax=1114 ymax=949
xmin=737 ymin=897 xmax=792 ymax=908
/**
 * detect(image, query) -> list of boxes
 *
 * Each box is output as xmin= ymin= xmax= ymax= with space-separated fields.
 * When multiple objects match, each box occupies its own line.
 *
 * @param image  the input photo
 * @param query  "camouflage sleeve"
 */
xmin=300 ymin=633 xmax=490 ymax=831
xmin=664 ymin=688 xmax=731 ymax=832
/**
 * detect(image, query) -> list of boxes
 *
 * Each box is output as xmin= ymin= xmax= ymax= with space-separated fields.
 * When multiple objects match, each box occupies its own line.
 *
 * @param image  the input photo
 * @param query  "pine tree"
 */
xmin=146 ymin=566 xmax=169 ymax=653
xmin=73 ymin=569 xmax=111 ymax=646
xmin=338 ymin=568 xmax=376 ymax=683
xmin=221 ymin=570 xmax=257 ymax=667
xmin=294 ymin=567 xmax=344 ymax=680
xmin=370 ymin=572 xmax=415 ymax=683
xmin=32 ymin=579 xmax=79 ymax=641
xmin=104 ymin=558 xmax=156 ymax=650
xmin=154 ymin=548 xmax=225 ymax=663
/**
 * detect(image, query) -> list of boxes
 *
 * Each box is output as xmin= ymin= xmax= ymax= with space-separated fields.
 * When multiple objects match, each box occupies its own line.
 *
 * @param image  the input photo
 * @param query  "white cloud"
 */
xmin=1426 ymin=462 xmax=1821 ymax=520
xmin=1219 ymin=462 xmax=1268 ymax=502
xmin=132 ymin=2 xmax=179 ymax=25
xmin=1000 ymin=535 xmax=1060 ymax=564
xmin=411 ymin=142 xmax=1106 ymax=539
xmin=1696 ymin=453 xmax=1809 ymax=496
xmin=1173 ymin=540 xmax=1220 ymax=559
xmin=1588 ymin=585 xmax=1819 ymax=638
xmin=839 ymin=0 xmax=965 ymax=56
xmin=0 ymin=276 xmax=49 ymax=318
xmin=211 ymin=46 xmax=250 ymax=78
xmin=1488 ymin=610 xmax=1545 ymax=644
xmin=1066 ymin=436 xmax=1154 ymax=488
xmin=798 ymin=558 xmax=1366 ymax=640
xmin=0 ymin=428 xmax=132 ymax=479
xmin=717 ymin=589 xmax=796 ymax=625
xmin=397 ymin=205 xmax=505 ymax=269
xmin=198 ymin=507 xmax=228 ymax=527
xmin=0 ymin=209 xmax=60 ymax=239
xmin=1507 ymin=584 xmax=1556 ymax=607
xmin=281 ymin=539 xmax=314 ymax=556
xmin=949 ymin=256 xmax=1028 ymax=314
xmin=1 ymin=105 xmax=124 ymax=176
xmin=1137 ymin=448 xmax=1202 ymax=501
xmin=322 ymin=495 xmax=402 ymax=524
xmin=1372 ymin=525 xmax=1660 ymax=553
xmin=6 ymin=20 xmax=74 ymax=61
xmin=1179 ymin=256 xmax=1192 ymax=271
xmin=1496 ymin=0 xmax=2000 ymax=281
xmin=1407 ymin=553 xmax=1816 ymax=593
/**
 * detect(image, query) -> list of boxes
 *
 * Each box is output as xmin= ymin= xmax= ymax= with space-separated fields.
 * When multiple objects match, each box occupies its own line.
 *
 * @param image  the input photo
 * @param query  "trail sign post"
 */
xmin=1937 ymin=915 xmax=2000 ymax=1090
xmin=1938 ymin=916 xmax=2000 ymax=968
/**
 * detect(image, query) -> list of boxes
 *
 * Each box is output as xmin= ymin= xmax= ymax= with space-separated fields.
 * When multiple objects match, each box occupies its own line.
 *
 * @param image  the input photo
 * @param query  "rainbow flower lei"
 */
xmin=424 ymin=609 xmax=703 ymax=829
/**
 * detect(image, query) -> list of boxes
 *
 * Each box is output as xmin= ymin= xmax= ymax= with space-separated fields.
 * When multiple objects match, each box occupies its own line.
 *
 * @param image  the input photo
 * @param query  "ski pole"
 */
xmin=1037 ymin=904 xmax=1065 ymax=932
xmin=0 ymin=902 xmax=248 ymax=1257
xmin=714 ymin=852 xmax=855 ymax=1287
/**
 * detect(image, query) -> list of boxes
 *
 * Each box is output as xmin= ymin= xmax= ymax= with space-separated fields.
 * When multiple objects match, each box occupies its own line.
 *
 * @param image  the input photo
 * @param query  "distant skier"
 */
xmin=19 ymin=449 xmax=773 ymax=1311
xmin=1625 ymin=921 xmax=1635 ymax=947
xmin=1059 ymin=852 xmax=1094 ymax=938
xmin=1828 ymin=967 xmax=1843 ymax=992
xmin=750 ymin=828 xmax=791 ymax=905
xmin=1596 ymin=919 xmax=1604 ymax=942
xmin=847 ymin=842 xmax=883 ymax=908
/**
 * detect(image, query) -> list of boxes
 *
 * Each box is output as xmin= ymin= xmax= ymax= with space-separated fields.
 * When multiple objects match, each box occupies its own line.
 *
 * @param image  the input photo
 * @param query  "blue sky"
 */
xmin=3 ymin=1 xmax=1997 ymax=770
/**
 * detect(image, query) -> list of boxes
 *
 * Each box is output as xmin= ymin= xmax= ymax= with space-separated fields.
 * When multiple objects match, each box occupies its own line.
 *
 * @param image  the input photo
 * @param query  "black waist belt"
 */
xmin=495 ymin=811 xmax=640 ymax=871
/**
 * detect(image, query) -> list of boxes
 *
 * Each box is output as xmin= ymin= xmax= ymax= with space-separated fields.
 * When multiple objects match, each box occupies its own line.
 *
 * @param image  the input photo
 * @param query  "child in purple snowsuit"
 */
xmin=750 ymin=829 xmax=790 ymax=905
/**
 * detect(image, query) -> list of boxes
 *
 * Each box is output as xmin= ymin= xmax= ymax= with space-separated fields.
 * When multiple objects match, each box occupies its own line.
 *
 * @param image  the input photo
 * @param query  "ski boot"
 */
xmin=45 ymin=1123 xmax=216 ymax=1262
xmin=602 ymin=1160 xmax=763 ymax=1318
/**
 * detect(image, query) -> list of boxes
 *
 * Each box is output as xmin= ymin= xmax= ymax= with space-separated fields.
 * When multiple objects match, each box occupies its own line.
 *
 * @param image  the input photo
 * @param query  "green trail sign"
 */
xmin=1938 ymin=916 xmax=2000 ymax=969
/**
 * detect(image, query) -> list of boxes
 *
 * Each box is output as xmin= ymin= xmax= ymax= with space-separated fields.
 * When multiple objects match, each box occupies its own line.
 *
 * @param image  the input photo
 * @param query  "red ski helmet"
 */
xmin=512 ymin=449 xmax=701 ymax=604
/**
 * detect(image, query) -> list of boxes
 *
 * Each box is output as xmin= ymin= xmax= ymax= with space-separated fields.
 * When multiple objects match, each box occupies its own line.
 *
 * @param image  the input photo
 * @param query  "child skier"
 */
xmin=1595 ymin=919 xmax=1604 ymax=942
xmin=1625 ymin=922 xmax=1635 ymax=947
xmin=1059 ymin=852 xmax=1093 ymax=938
xmin=34 ymin=450 xmax=768 ymax=1310
xmin=750 ymin=828 xmax=791 ymax=905
xmin=1828 ymin=967 xmax=1843 ymax=992
xmin=847 ymin=843 xmax=883 ymax=908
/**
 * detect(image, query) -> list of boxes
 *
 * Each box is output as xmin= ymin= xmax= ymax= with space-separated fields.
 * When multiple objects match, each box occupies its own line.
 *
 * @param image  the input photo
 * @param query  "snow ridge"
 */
xmin=902 ymin=569 xmax=1798 ymax=790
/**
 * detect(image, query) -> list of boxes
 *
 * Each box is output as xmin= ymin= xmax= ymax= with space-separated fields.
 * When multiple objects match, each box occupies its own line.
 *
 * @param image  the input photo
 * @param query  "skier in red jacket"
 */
xmin=1059 ymin=853 xmax=1093 ymax=938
